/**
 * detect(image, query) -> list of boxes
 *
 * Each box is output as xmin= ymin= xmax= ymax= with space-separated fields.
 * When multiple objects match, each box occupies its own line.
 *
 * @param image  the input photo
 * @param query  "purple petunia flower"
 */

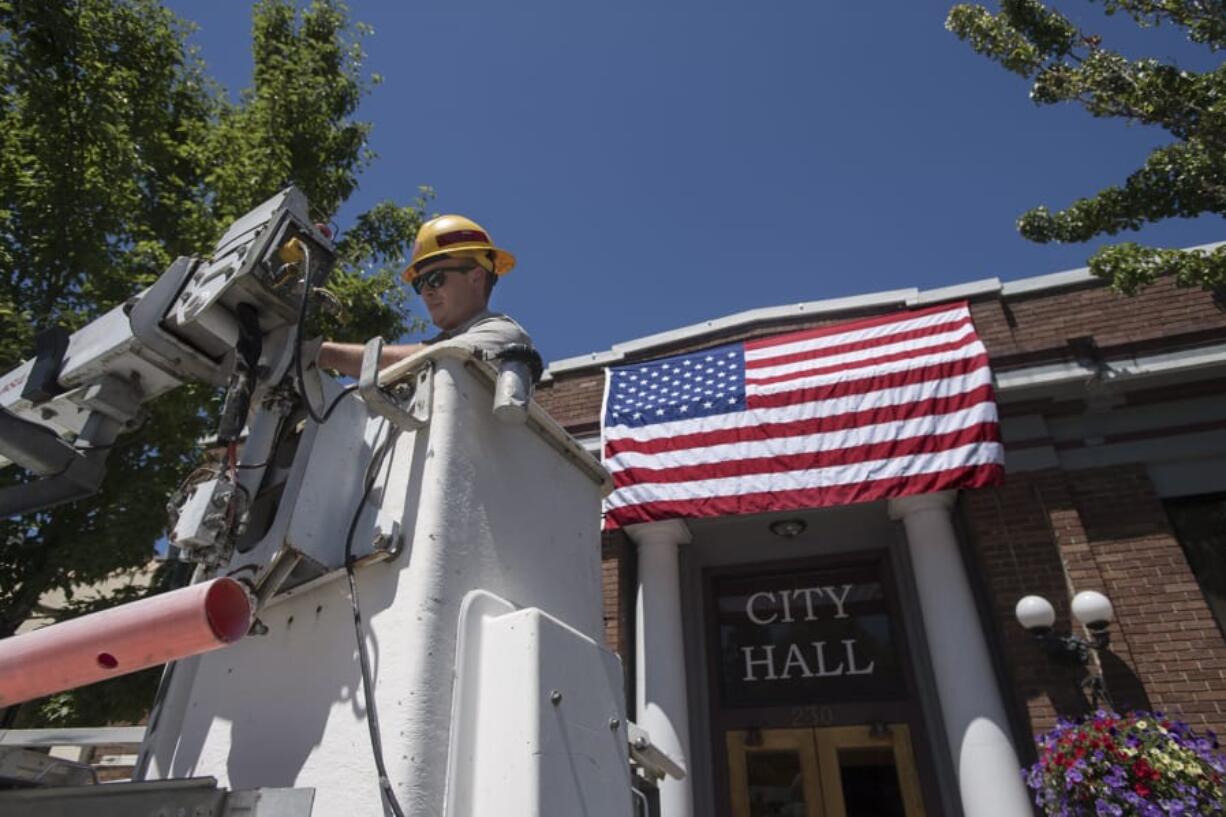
xmin=1095 ymin=800 xmax=1121 ymax=817
xmin=1025 ymin=710 xmax=1226 ymax=816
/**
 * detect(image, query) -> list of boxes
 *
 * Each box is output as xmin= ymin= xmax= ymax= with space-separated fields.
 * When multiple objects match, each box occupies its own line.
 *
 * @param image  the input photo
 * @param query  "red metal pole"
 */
xmin=0 ymin=577 xmax=253 ymax=708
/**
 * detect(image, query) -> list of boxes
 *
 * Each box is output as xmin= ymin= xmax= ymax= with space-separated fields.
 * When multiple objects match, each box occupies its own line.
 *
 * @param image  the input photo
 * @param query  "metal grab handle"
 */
xmin=358 ymin=337 xmax=432 ymax=431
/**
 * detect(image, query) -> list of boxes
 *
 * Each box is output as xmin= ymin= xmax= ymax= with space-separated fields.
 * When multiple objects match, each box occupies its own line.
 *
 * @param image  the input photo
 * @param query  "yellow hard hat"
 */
xmin=402 ymin=214 xmax=516 ymax=284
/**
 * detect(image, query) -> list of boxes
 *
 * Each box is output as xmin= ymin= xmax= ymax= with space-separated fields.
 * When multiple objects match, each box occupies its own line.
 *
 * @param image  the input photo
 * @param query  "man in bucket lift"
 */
xmin=317 ymin=214 xmax=531 ymax=377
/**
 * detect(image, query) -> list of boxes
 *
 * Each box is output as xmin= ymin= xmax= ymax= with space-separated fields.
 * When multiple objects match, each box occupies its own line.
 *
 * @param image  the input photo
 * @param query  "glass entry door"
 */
xmin=726 ymin=725 xmax=926 ymax=817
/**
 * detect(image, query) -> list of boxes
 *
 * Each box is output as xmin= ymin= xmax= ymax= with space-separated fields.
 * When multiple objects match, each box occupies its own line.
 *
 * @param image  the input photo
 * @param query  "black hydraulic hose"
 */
xmin=217 ymin=303 xmax=262 ymax=444
xmin=290 ymin=243 xmax=358 ymax=425
xmin=344 ymin=421 xmax=406 ymax=817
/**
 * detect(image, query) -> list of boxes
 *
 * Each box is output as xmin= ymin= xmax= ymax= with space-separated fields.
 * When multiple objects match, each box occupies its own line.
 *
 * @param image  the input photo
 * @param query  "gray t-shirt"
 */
xmin=425 ymin=309 xmax=533 ymax=356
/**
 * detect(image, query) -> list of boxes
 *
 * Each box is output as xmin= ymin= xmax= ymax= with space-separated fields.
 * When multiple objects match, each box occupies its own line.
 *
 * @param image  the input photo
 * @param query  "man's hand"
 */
xmin=299 ymin=337 xmax=324 ymax=371
xmin=318 ymin=341 xmax=426 ymax=379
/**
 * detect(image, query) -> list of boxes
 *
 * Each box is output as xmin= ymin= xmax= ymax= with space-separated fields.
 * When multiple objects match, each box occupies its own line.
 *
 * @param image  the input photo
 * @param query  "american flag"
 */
xmin=600 ymin=301 xmax=1004 ymax=529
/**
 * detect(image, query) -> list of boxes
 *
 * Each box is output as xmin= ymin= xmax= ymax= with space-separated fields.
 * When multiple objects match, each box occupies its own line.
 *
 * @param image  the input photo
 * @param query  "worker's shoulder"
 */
xmin=469 ymin=311 xmax=530 ymax=337
xmin=440 ymin=310 xmax=532 ymax=353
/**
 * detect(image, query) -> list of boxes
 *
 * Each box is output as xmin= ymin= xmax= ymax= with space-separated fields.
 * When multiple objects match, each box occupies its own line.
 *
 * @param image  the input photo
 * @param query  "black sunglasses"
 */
xmin=411 ymin=264 xmax=475 ymax=295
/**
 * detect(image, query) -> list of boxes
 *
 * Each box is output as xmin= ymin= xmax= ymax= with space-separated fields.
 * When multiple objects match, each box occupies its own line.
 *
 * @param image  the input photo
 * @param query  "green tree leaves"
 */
xmin=209 ymin=0 xmax=371 ymax=223
xmin=946 ymin=1 xmax=1226 ymax=293
xmin=946 ymin=1 xmax=1077 ymax=75
xmin=0 ymin=0 xmax=427 ymax=725
xmin=1100 ymin=1 xmax=1226 ymax=50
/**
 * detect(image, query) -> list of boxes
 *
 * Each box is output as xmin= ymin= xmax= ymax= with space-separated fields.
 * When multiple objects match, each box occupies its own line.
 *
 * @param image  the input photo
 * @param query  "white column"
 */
xmin=627 ymin=519 xmax=694 ymax=817
xmin=888 ymin=492 xmax=1031 ymax=817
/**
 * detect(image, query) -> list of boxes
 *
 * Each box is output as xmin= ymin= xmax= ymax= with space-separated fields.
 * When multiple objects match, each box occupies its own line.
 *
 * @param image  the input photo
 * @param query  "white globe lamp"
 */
xmin=1071 ymin=590 xmax=1114 ymax=632
xmin=1014 ymin=595 xmax=1056 ymax=634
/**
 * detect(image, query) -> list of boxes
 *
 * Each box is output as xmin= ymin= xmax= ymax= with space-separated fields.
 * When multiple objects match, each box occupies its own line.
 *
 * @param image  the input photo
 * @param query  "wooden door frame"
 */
xmin=726 ymin=728 xmax=824 ymax=817
xmin=813 ymin=724 xmax=926 ymax=817
xmin=725 ymin=724 xmax=927 ymax=817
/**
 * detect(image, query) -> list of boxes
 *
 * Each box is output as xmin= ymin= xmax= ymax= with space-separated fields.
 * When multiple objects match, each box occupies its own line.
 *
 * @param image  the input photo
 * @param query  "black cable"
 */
xmin=343 ymin=420 xmax=406 ymax=817
xmin=217 ymin=303 xmax=263 ymax=444
xmin=242 ymin=237 xmax=400 ymax=810
xmin=318 ymin=383 xmax=359 ymax=422
xmin=289 ymin=242 xmax=357 ymax=424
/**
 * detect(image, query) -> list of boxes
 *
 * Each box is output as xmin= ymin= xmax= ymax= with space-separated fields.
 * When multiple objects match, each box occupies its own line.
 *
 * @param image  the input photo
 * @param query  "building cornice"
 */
xmin=993 ymin=340 xmax=1226 ymax=401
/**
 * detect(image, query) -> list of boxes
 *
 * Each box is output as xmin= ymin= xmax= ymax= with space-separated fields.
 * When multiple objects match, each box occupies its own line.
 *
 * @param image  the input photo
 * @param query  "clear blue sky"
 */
xmin=165 ymin=1 xmax=1222 ymax=363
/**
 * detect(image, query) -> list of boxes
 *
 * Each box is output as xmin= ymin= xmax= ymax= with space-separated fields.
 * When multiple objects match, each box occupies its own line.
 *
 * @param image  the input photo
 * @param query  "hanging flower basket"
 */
xmin=1025 ymin=711 xmax=1226 ymax=816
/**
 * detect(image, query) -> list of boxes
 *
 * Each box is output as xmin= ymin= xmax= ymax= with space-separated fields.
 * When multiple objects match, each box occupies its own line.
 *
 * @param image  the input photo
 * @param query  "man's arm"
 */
xmin=317 ymin=341 xmax=426 ymax=379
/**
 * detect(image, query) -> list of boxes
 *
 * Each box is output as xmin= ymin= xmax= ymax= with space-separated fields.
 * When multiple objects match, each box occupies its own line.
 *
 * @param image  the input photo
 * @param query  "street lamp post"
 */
xmin=1014 ymin=590 xmax=1115 ymax=708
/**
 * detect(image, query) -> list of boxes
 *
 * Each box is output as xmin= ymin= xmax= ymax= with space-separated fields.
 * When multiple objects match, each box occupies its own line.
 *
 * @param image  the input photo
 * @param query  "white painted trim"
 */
xmin=616 ymin=289 xmax=918 ymax=355
xmin=1000 ymin=240 xmax=1226 ymax=297
xmin=625 ymin=518 xmax=693 ymax=549
xmin=998 ymin=267 xmax=1096 ymax=297
xmin=540 ymin=349 xmax=625 ymax=381
xmin=994 ymin=359 xmax=1092 ymax=392
xmin=547 ymin=291 xmax=918 ymax=376
xmin=994 ymin=341 xmax=1226 ymax=397
xmin=910 ymin=278 xmax=1002 ymax=306
xmin=543 ymin=241 xmax=1226 ymax=379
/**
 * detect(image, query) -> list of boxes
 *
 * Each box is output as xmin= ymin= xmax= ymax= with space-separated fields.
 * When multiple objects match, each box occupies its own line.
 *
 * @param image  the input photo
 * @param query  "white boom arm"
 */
xmin=0 ymin=187 xmax=334 ymax=517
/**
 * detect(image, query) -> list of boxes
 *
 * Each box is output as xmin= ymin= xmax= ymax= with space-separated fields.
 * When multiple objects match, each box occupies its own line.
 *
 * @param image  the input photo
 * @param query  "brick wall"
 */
xmin=602 ymin=534 xmax=630 ymax=658
xmin=971 ymin=279 xmax=1226 ymax=367
xmin=962 ymin=466 xmax=1226 ymax=737
xmin=535 ymin=371 xmax=604 ymax=438
xmin=601 ymin=533 xmax=633 ymax=706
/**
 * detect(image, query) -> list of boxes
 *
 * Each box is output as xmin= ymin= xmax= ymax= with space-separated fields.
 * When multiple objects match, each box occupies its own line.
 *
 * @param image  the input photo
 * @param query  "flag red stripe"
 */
xmin=605 ymin=384 xmax=996 ymax=458
xmin=746 ymin=316 xmax=973 ymax=371
xmin=743 ymin=301 xmax=970 ymax=352
xmin=604 ymin=463 xmax=1004 ymax=529
xmin=746 ymin=354 xmax=989 ymax=410
xmin=610 ymin=423 xmax=1001 ymax=487
xmin=746 ymin=334 xmax=982 ymax=386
